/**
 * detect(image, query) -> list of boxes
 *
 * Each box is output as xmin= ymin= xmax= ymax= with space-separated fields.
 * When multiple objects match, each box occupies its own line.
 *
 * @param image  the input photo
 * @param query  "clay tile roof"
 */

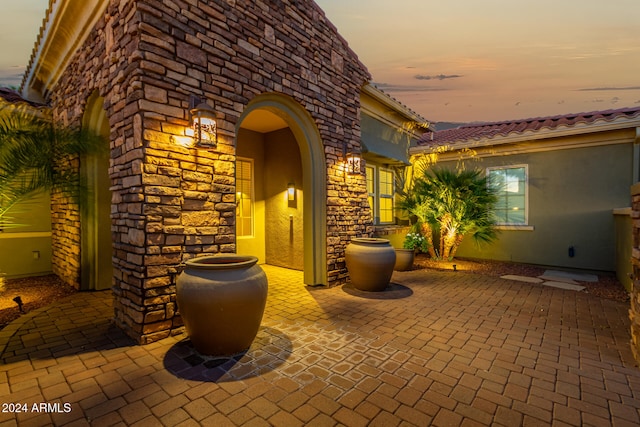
xmin=417 ymin=106 xmax=640 ymax=147
xmin=0 ymin=87 xmax=47 ymax=108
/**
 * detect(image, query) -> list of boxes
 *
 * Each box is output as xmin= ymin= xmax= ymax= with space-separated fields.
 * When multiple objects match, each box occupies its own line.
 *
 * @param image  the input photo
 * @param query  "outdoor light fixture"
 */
xmin=190 ymin=97 xmax=217 ymax=147
xmin=342 ymin=141 xmax=361 ymax=175
xmin=346 ymin=152 xmax=361 ymax=175
xmin=13 ymin=296 xmax=24 ymax=313
xmin=287 ymin=183 xmax=295 ymax=201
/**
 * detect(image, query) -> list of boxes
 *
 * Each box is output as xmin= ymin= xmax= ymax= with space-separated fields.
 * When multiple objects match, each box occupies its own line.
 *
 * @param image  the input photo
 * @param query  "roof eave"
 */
xmin=21 ymin=0 xmax=108 ymax=103
xmin=410 ymin=115 xmax=640 ymax=155
xmin=362 ymin=84 xmax=428 ymax=124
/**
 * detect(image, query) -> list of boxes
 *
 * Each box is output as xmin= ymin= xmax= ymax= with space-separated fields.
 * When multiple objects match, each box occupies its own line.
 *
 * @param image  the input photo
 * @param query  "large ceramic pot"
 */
xmin=394 ymin=248 xmax=415 ymax=271
xmin=176 ymin=255 xmax=268 ymax=356
xmin=345 ymin=238 xmax=396 ymax=292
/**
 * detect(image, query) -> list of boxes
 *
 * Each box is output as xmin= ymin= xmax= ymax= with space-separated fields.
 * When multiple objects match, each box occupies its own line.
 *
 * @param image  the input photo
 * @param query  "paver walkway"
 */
xmin=1 ymin=266 xmax=639 ymax=426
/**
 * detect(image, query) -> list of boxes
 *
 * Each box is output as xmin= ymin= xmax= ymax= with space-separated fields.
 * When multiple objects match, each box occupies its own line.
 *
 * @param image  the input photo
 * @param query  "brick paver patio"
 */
xmin=1 ymin=266 xmax=639 ymax=426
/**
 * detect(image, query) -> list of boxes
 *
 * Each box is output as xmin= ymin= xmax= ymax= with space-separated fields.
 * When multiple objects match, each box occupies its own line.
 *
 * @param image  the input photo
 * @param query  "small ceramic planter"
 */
xmin=345 ymin=238 xmax=396 ymax=292
xmin=176 ymin=255 xmax=268 ymax=356
xmin=394 ymin=248 xmax=415 ymax=271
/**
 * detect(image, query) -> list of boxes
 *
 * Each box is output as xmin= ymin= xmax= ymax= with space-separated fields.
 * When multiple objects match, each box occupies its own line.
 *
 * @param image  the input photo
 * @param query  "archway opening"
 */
xmin=236 ymin=94 xmax=327 ymax=286
xmin=80 ymin=91 xmax=112 ymax=291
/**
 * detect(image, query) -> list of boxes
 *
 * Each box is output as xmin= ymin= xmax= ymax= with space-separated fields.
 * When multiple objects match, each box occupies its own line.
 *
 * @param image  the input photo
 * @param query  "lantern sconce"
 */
xmin=342 ymin=142 xmax=361 ymax=175
xmin=287 ymin=183 xmax=295 ymax=201
xmin=190 ymin=95 xmax=217 ymax=147
xmin=346 ymin=152 xmax=361 ymax=175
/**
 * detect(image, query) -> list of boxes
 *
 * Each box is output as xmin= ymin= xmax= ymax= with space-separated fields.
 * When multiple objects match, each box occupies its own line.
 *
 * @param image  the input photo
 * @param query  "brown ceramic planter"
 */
xmin=345 ymin=238 xmax=396 ymax=292
xmin=394 ymin=248 xmax=415 ymax=271
xmin=176 ymin=255 xmax=268 ymax=356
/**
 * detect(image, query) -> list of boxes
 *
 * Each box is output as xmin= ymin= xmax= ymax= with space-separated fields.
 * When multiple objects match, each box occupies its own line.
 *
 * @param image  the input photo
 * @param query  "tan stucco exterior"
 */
xmin=411 ymin=118 xmax=640 ymax=274
xmin=0 ymin=98 xmax=53 ymax=278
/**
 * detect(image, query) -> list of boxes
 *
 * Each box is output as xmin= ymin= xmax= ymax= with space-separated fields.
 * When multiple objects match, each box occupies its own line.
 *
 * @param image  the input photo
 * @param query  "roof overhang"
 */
xmin=359 ymin=84 xmax=431 ymax=165
xmin=360 ymin=84 xmax=429 ymax=139
xmin=410 ymin=115 xmax=640 ymax=157
xmin=21 ymin=0 xmax=108 ymax=103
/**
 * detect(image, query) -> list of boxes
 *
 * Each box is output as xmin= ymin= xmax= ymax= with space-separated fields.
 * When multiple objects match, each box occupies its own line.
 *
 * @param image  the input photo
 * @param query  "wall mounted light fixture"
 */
xmin=190 ymin=96 xmax=217 ymax=147
xmin=342 ymin=138 xmax=361 ymax=175
xmin=287 ymin=183 xmax=295 ymax=201
xmin=345 ymin=152 xmax=361 ymax=175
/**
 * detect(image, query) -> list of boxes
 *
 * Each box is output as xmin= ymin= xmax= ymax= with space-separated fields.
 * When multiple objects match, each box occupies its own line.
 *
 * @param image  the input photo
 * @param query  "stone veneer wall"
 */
xmin=630 ymin=183 xmax=640 ymax=362
xmin=48 ymin=0 xmax=372 ymax=343
xmin=48 ymin=1 xmax=116 ymax=287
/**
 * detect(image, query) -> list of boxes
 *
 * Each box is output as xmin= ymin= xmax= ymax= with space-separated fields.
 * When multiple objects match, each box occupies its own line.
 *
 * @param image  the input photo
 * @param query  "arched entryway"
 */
xmin=236 ymin=93 xmax=327 ymax=286
xmin=80 ymin=91 xmax=112 ymax=290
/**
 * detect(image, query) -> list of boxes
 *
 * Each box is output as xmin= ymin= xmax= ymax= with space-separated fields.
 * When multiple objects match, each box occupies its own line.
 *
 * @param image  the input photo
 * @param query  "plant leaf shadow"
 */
xmin=163 ymin=326 xmax=292 ymax=382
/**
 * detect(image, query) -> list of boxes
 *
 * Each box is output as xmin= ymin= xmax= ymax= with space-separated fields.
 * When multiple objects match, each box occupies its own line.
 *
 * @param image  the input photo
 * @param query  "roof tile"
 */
xmin=0 ymin=87 xmax=47 ymax=108
xmin=418 ymin=106 xmax=640 ymax=146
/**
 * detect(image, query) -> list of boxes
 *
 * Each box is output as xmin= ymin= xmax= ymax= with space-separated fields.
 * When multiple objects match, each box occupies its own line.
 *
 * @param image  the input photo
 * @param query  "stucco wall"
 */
xmin=441 ymin=141 xmax=633 ymax=272
xmin=236 ymin=127 xmax=305 ymax=269
xmin=361 ymin=114 xmax=409 ymax=164
xmin=264 ymin=128 xmax=304 ymax=270
xmin=0 ymin=191 xmax=53 ymax=277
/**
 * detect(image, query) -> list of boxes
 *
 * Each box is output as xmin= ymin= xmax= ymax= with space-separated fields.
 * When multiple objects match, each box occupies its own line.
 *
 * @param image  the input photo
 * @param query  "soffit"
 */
xmin=360 ymin=84 xmax=429 ymax=137
xmin=240 ymin=109 xmax=289 ymax=133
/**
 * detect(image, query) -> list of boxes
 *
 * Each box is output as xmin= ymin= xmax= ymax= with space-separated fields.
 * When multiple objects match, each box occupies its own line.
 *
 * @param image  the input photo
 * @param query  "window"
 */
xmin=365 ymin=165 xmax=395 ymax=225
xmin=379 ymin=169 xmax=394 ymax=223
xmin=488 ymin=165 xmax=527 ymax=225
xmin=366 ymin=165 xmax=375 ymax=220
xmin=236 ymin=158 xmax=253 ymax=237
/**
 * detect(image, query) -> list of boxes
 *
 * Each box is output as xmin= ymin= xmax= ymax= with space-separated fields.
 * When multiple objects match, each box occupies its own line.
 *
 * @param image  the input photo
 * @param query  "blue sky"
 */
xmin=2 ymin=0 xmax=639 ymax=122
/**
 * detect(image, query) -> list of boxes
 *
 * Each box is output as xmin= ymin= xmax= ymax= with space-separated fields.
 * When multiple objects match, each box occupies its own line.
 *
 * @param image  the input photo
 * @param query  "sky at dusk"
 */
xmin=0 ymin=0 xmax=48 ymax=89
xmin=316 ymin=0 xmax=640 ymax=123
xmin=1 ymin=0 xmax=639 ymax=123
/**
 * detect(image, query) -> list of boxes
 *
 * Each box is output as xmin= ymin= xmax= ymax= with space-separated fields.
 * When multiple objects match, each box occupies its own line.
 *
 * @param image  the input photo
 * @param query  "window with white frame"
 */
xmin=236 ymin=158 xmax=253 ymax=237
xmin=365 ymin=165 xmax=395 ymax=225
xmin=365 ymin=165 xmax=375 ymax=221
xmin=379 ymin=168 xmax=394 ymax=223
xmin=488 ymin=165 xmax=527 ymax=225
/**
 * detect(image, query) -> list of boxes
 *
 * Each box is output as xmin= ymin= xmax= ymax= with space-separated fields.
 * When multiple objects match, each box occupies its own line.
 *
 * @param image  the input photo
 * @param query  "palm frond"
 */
xmin=0 ymin=105 xmax=106 ymax=229
xmin=407 ymin=167 xmax=499 ymax=259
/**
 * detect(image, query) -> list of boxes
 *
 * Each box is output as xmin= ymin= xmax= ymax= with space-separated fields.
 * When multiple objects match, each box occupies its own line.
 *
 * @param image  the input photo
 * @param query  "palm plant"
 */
xmin=395 ymin=156 xmax=437 ymax=258
xmin=0 ymin=105 xmax=105 ymax=229
xmin=411 ymin=168 xmax=498 ymax=260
